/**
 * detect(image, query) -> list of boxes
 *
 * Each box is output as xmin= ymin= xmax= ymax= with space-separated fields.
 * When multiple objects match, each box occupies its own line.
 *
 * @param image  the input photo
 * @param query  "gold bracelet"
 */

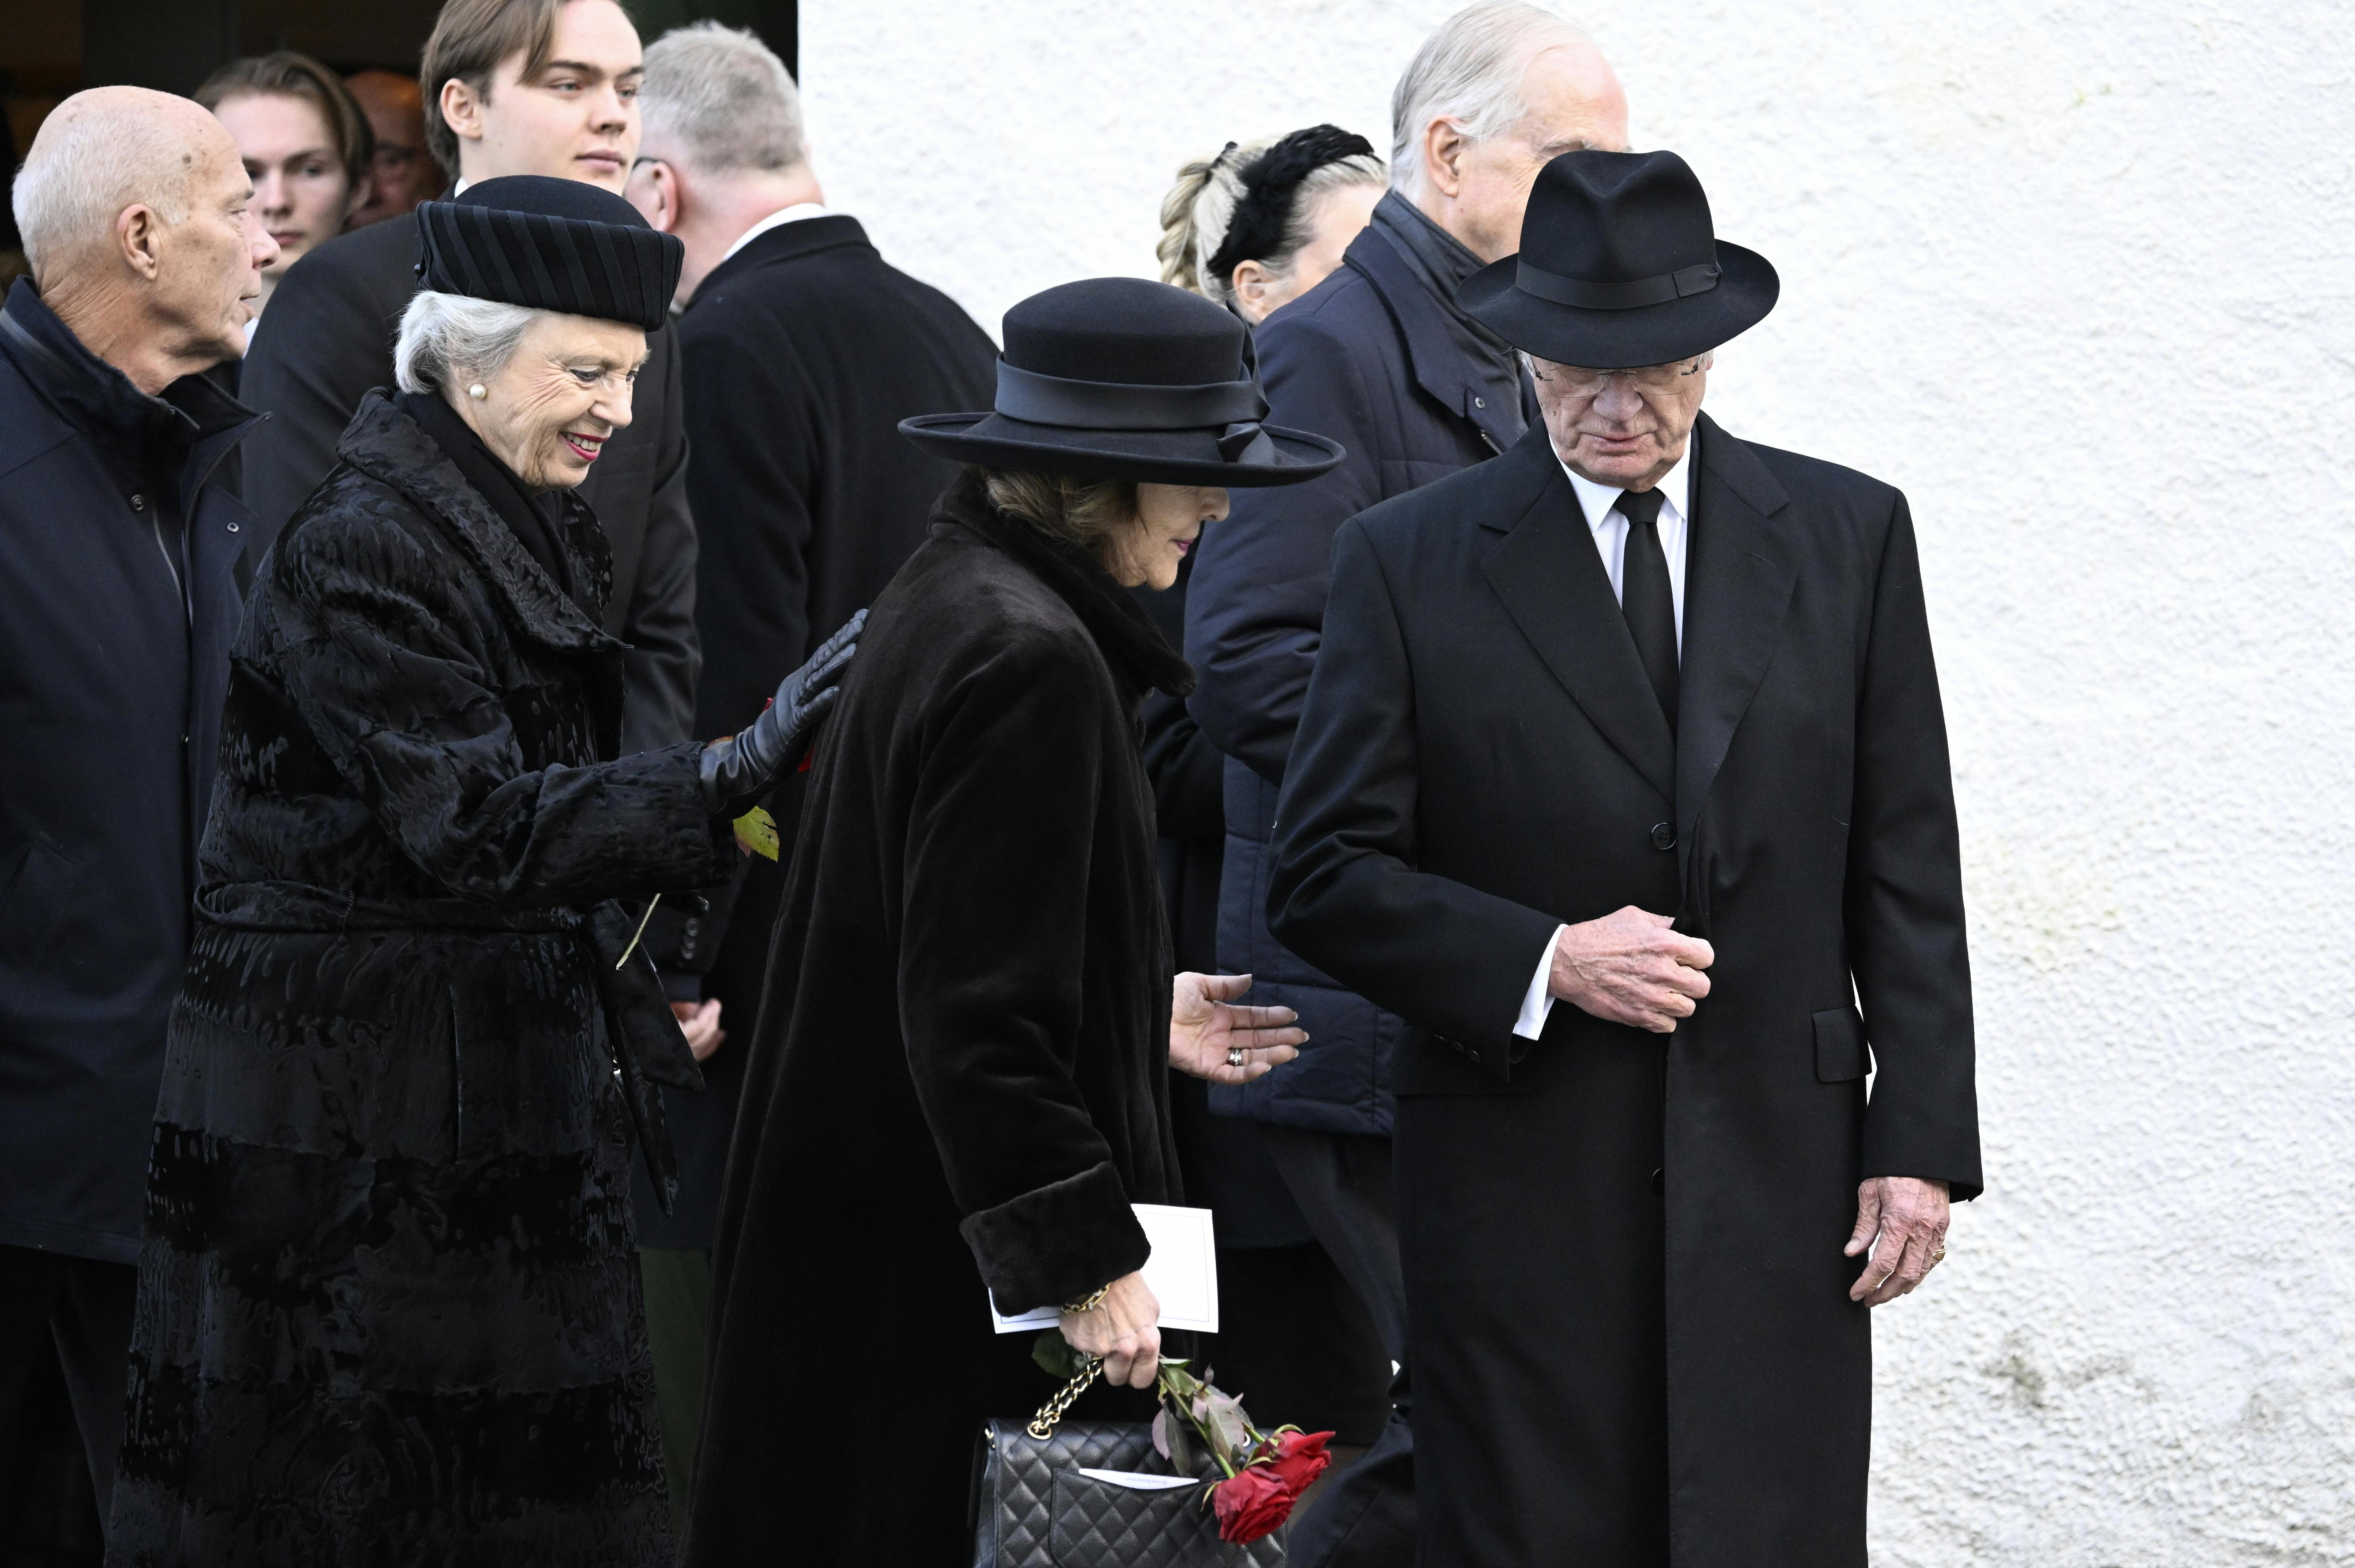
xmin=1062 ymin=1284 xmax=1112 ymax=1315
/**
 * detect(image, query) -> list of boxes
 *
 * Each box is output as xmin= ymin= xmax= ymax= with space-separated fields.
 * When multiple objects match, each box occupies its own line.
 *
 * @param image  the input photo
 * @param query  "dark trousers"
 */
xmin=640 ymin=1247 xmax=713 ymax=1542
xmin=0 ymin=1244 xmax=135 ymax=1521
xmin=1253 ymin=1127 xmax=1417 ymax=1568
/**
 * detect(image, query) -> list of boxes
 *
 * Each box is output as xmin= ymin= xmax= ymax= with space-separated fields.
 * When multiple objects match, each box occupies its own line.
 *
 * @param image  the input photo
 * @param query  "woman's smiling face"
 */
xmin=461 ymin=312 xmax=646 ymax=489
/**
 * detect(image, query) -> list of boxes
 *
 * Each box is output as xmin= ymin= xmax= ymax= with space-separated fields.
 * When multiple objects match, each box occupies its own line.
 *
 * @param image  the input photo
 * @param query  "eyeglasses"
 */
xmin=1528 ymin=357 xmax=1707 ymax=395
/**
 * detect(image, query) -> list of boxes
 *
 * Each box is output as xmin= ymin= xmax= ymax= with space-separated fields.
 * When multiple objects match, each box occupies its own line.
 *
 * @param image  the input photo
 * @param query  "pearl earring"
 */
xmin=467 ymin=383 xmax=487 ymax=400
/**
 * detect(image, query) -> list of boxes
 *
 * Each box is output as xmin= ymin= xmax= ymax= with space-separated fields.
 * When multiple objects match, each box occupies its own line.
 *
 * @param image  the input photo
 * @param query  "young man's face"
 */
xmin=458 ymin=0 xmax=643 ymax=190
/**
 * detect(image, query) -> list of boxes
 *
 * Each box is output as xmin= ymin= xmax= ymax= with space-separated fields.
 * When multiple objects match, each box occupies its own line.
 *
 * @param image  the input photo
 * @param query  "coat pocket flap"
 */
xmin=1812 ymin=1005 xmax=1869 ymax=1083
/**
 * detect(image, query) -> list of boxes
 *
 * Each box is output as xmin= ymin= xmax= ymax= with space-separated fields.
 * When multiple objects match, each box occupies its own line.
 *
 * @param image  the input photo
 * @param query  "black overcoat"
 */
xmin=0 ymin=280 xmax=260 ymax=1265
xmin=685 ymin=476 xmax=1188 ymax=1567
xmin=236 ymin=216 xmax=701 ymax=753
xmin=634 ymin=213 xmax=998 ymax=1248
xmin=1268 ymin=416 xmax=1983 ymax=1567
xmin=107 ymin=393 xmax=737 ymax=1566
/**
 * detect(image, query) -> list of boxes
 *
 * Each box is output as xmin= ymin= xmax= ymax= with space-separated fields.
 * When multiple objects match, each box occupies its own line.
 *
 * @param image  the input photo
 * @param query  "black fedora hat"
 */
xmin=899 ymin=278 xmax=1343 ymax=487
xmin=1459 ymin=150 xmax=1778 ymax=368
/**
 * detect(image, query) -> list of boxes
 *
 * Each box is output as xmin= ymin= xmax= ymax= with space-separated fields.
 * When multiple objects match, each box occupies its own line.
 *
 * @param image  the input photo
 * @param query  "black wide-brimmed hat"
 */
xmin=899 ymin=278 xmax=1343 ymax=487
xmin=1459 ymin=150 xmax=1778 ymax=368
xmin=414 ymin=175 xmax=684 ymax=330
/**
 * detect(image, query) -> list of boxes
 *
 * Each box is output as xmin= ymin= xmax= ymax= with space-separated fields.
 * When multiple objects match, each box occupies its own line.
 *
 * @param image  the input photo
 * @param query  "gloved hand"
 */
xmin=699 ymin=609 xmax=865 ymax=817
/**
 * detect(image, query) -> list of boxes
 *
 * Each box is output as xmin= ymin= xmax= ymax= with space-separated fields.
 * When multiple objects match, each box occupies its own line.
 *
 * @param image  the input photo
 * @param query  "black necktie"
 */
xmin=1615 ymin=487 xmax=1678 ymax=729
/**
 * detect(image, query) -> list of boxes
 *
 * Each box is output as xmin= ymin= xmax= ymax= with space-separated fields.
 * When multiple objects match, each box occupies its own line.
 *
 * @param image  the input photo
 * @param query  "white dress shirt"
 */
xmin=720 ymin=202 xmax=833 ymax=264
xmin=1511 ymin=437 xmax=1697 ymax=1041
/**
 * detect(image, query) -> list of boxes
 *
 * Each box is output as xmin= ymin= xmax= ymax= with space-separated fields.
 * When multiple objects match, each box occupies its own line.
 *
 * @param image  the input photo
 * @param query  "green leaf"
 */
xmin=1032 ymin=1330 xmax=1086 ymax=1380
xmin=733 ymin=806 xmax=779 ymax=861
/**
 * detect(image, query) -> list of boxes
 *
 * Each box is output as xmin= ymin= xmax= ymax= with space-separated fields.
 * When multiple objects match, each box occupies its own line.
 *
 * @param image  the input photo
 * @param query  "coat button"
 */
xmin=129 ymin=493 xmax=145 ymax=512
xmin=1650 ymin=822 xmax=1676 ymax=850
xmin=1467 ymin=1049 xmax=1481 ymax=1063
xmin=227 ymin=521 xmax=240 ymax=533
xmin=1473 ymin=395 xmax=1487 ymax=408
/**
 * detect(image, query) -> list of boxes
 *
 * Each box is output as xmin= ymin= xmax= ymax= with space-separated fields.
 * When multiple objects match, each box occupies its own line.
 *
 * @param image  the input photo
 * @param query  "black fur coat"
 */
xmin=684 ymin=474 xmax=1192 ymax=1566
xmin=108 ymin=393 xmax=736 ymax=1566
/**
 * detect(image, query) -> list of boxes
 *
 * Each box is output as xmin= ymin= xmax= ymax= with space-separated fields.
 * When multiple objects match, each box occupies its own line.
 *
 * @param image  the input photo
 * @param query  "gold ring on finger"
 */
xmin=1931 ymin=1246 xmax=1947 ymax=1263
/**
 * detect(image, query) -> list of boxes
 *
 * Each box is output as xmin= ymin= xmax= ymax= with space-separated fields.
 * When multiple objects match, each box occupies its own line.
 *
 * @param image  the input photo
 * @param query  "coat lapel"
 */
xmin=1349 ymin=229 xmax=1523 ymax=454
xmin=1674 ymin=415 xmax=1796 ymax=852
xmin=339 ymin=391 xmax=622 ymax=659
xmin=1479 ymin=426 xmax=1677 ymax=802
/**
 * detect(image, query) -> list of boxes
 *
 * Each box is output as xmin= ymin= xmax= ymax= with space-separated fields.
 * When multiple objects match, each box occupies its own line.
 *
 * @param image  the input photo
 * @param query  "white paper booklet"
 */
xmin=988 ymin=1203 xmax=1218 ymax=1334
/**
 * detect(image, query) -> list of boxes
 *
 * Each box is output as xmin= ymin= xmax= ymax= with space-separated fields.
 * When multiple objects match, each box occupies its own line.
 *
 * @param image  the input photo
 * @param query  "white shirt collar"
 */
xmin=1557 ymin=431 xmax=1695 ymax=533
xmin=721 ymin=202 xmax=833 ymax=264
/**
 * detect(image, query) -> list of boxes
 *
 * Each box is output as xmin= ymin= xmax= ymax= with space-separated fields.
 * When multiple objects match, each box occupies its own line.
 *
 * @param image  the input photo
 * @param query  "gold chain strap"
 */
xmin=1025 ymin=1355 xmax=1105 ymax=1440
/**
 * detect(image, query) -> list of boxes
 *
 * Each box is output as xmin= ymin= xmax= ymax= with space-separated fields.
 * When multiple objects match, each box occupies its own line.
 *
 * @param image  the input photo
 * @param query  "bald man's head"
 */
xmin=13 ymin=87 xmax=278 ymax=390
xmin=14 ymin=87 xmax=240 ymax=278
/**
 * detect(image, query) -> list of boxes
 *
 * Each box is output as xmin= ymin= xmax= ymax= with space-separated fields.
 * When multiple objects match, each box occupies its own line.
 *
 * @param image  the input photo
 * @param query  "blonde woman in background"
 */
xmin=1137 ymin=122 xmax=1394 ymax=1542
xmin=1159 ymin=125 xmax=1386 ymax=323
xmin=196 ymin=52 xmax=375 ymax=323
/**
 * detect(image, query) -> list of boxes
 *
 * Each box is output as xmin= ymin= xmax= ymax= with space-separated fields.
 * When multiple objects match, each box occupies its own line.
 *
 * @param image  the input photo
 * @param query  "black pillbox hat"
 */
xmin=414 ymin=175 xmax=684 ymax=330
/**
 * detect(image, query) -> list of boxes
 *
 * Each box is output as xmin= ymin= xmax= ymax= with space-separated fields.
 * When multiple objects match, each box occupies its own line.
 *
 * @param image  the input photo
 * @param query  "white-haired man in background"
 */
xmin=0 ymin=85 xmax=273 ymax=1534
xmin=621 ymin=22 xmax=997 ymax=1530
xmin=1181 ymin=6 xmax=1626 ymax=1564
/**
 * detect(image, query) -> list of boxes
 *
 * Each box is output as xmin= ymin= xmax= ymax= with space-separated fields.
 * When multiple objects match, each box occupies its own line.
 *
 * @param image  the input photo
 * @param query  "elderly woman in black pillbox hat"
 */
xmin=108 ymin=176 xmax=861 ymax=1566
xmin=685 ymin=278 xmax=1333 ymax=1565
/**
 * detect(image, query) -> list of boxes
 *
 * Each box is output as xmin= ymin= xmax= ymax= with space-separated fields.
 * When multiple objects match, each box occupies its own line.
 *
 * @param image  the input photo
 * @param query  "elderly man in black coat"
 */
xmin=621 ymin=17 xmax=998 ymax=1515
xmin=1182 ymin=7 xmax=1627 ymax=1560
xmin=237 ymin=0 xmax=699 ymax=754
xmin=0 ymin=87 xmax=274 ymax=1526
xmin=1270 ymin=150 xmax=1983 ymax=1567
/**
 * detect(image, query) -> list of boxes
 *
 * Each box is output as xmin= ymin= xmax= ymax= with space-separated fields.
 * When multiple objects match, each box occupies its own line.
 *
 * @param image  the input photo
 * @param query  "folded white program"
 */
xmin=988 ymin=1204 xmax=1219 ymax=1334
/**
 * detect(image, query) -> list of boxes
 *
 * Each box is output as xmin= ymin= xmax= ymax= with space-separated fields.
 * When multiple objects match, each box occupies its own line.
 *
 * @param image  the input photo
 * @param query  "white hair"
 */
xmin=12 ymin=89 xmax=199 ymax=281
xmin=393 ymin=291 xmax=539 ymax=395
xmin=1390 ymin=1 xmax=1595 ymax=200
xmin=640 ymin=21 xmax=806 ymax=176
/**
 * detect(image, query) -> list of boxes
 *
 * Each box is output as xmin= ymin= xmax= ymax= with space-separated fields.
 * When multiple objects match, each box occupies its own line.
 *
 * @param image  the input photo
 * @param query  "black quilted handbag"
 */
xmin=969 ymin=1362 xmax=1287 ymax=1568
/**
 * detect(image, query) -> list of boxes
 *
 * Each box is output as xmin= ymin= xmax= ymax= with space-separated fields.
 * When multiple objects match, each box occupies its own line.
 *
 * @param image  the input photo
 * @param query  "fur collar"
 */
xmin=935 ymin=469 xmax=1196 ymax=700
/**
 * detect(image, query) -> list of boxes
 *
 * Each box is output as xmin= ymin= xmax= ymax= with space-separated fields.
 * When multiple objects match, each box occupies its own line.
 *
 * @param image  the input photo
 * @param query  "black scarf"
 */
xmin=935 ymin=471 xmax=1196 ymax=702
xmin=394 ymin=389 xmax=575 ymax=596
xmin=1369 ymin=191 xmax=1529 ymax=444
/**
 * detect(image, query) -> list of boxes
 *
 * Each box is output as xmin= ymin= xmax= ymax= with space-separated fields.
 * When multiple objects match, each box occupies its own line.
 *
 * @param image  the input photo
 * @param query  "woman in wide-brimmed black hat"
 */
xmin=686 ymin=278 xmax=1333 ymax=1565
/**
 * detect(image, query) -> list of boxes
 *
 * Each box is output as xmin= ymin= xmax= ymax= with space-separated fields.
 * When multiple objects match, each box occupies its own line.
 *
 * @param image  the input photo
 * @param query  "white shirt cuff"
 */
xmin=1513 ymin=924 xmax=1570 ymax=1041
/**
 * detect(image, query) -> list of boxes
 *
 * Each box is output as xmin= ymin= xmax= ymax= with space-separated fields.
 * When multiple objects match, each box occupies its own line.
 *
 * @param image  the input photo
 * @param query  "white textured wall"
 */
xmin=799 ymin=3 xmax=2355 ymax=1560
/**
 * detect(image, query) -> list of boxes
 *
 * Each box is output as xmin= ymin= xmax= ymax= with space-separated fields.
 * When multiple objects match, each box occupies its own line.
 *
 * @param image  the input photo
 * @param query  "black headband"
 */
xmin=1203 ymin=124 xmax=1378 ymax=288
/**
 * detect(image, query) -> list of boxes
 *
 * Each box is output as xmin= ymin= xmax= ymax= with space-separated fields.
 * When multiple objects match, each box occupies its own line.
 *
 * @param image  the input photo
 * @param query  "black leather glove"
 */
xmin=699 ymin=610 xmax=865 ymax=817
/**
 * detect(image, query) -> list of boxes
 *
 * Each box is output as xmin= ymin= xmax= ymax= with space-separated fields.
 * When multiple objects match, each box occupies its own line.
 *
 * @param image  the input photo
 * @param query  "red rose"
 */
xmin=1211 ymin=1465 xmax=1294 ymax=1545
xmin=1264 ymin=1429 xmax=1334 ymax=1494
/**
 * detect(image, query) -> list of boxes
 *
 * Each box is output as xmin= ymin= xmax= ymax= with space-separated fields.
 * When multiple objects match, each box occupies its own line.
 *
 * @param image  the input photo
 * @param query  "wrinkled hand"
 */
xmin=1548 ymin=906 xmax=1714 ymax=1032
xmin=1059 ymin=1270 xmax=1161 ymax=1389
xmin=1167 ymin=972 xmax=1305 ymax=1085
xmin=670 ymin=998 xmax=725 ymax=1063
xmin=698 ymin=610 xmax=865 ymax=816
xmin=1846 ymin=1176 xmax=1950 ymax=1305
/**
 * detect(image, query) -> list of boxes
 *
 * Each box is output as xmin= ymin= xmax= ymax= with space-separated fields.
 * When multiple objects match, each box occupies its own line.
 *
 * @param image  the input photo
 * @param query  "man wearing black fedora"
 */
xmin=1267 ymin=149 xmax=1983 ymax=1565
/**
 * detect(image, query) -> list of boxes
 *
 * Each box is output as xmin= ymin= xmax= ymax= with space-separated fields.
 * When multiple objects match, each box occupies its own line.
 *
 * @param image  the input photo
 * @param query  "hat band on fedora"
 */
xmin=1515 ymin=257 xmax=1722 ymax=312
xmin=994 ymin=360 xmax=1270 ymax=432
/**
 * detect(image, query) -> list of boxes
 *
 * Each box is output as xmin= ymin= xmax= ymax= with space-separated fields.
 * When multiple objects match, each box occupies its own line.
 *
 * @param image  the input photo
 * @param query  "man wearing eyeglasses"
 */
xmin=1267 ymin=149 xmax=1981 ymax=1568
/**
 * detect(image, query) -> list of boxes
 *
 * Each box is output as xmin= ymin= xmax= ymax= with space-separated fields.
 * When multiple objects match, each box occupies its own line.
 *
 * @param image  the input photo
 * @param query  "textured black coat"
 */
xmin=685 ymin=476 xmax=1187 ymax=1567
xmin=0 ymin=279 xmax=260 ymax=1265
xmin=236 ymin=215 xmax=701 ymax=753
xmin=108 ymin=393 xmax=737 ymax=1566
xmin=1268 ymin=417 xmax=1983 ymax=1567
xmin=633 ymin=214 xmax=997 ymax=1248
xmin=1184 ymin=222 xmax=1527 ymax=1137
